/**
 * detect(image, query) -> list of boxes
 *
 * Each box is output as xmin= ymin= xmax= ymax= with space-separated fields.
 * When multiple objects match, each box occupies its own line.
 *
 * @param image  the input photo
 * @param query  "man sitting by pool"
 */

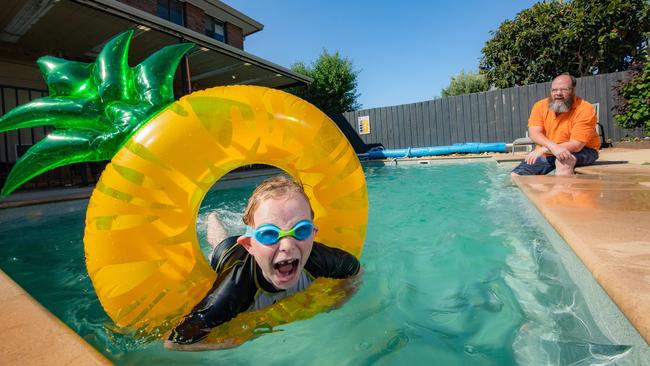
xmin=511 ymin=73 xmax=600 ymax=177
xmin=164 ymin=175 xmax=361 ymax=349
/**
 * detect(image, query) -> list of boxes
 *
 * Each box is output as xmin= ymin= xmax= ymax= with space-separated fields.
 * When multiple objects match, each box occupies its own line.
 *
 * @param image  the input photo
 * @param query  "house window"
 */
xmin=157 ymin=0 xmax=184 ymax=26
xmin=205 ymin=16 xmax=225 ymax=42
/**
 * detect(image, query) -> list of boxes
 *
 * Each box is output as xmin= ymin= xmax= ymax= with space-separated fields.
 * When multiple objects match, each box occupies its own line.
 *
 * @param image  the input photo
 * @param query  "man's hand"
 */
xmin=548 ymin=144 xmax=573 ymax=162
xmin=525 ymin=149 xmax=545 ymax=165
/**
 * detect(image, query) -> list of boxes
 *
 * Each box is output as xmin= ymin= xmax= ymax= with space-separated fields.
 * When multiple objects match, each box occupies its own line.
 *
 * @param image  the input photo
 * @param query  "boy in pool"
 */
xmin=165 ymin=175 xmax=361 ymax=349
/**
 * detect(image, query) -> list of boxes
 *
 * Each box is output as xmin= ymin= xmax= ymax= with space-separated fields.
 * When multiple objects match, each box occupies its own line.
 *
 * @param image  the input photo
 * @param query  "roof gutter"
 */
xmin=71 ymin=0 xmax=312 ymax=85
xmin=208 ymin=0 xmax=264 ymax=36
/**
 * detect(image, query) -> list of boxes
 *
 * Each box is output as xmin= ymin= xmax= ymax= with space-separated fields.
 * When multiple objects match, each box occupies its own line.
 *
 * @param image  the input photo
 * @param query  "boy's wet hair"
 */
xmin=242 ymin=175 xmax=314 ymax=226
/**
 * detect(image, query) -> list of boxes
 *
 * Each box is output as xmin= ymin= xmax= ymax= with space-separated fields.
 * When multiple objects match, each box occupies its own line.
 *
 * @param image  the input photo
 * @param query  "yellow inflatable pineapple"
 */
xmin=0 ymin=31 xmax=367 ymax=336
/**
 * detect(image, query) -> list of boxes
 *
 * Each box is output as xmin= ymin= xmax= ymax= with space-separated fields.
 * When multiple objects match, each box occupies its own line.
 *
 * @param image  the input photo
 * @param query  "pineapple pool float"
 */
xmin=0 ymin=31 xmax=367 ymax=342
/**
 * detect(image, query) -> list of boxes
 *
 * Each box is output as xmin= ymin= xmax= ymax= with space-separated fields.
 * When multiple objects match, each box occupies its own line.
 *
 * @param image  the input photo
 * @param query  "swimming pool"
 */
xmin=0 ymin=160 xmax=644 ymax=364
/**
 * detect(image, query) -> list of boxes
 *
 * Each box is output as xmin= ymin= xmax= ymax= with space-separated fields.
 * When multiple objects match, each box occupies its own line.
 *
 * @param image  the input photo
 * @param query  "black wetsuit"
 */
xmin=169 ymin=236 xmax=360 ymax=344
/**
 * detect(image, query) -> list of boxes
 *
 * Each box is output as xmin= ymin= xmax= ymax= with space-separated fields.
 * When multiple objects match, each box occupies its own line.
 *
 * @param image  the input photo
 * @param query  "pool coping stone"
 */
xmin=513 ymin=147 xmax=650 ymax=345
xmin=0 ymin=270 xmax=112 ymax=365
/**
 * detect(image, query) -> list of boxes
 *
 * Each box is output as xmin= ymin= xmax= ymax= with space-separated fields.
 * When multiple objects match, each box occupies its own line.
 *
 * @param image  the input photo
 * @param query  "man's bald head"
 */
xmin=552 ymin=73 xmax=576 ymax=87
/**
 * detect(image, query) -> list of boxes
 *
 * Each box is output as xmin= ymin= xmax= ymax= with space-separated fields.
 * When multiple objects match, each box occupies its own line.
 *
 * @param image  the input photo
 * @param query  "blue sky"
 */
xmin=224 ymin=0 xmax=539 ymax=110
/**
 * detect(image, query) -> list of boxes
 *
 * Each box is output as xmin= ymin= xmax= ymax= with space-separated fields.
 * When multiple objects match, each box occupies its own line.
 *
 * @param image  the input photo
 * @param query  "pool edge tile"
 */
xmin=0 ymin=270 xmax=113 ymax=366
xmin=513 ymin=174 xmax=650 ymax=346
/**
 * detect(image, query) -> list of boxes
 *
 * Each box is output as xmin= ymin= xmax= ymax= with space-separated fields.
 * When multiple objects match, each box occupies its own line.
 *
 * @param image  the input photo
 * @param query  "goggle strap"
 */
xmin=246 ymin=220 xmax=314 ymax=245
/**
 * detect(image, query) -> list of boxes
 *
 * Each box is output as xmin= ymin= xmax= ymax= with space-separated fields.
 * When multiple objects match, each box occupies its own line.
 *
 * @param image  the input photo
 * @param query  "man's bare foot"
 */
xmin=555 ymin=154 xmax=577 ymax=176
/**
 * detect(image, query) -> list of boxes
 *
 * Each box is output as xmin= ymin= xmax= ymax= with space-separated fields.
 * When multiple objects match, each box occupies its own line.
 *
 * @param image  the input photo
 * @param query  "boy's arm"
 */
xmin=305 ymin=243 xmax=361 ymax=279
xmin=305 ymin=244 xmax=363 ymax=312
xmin=165 ymin=243 xmax=254 ymax=349
xmin=164 ymin=264 xmax=253 ymax=346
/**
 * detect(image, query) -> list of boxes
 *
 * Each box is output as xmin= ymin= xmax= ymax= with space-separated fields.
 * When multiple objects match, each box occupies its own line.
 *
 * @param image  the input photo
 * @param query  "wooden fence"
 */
xmin=336 ymin=71 xmax=645 ymax=150
xmin=1 ymin=71 xmax=647 ymax=191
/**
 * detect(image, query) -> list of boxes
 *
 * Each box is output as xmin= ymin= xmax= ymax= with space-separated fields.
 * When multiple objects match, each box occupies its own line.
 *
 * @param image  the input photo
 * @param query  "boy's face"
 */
xmin=237 ymin=194 xmax=316 ymax=290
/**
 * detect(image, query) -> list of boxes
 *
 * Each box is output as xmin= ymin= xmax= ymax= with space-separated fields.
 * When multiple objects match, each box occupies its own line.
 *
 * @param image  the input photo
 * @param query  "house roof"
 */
xmin=0 ymin=0 xmax=311 ymax=90
xmin=194 ymin=0 xmax=264 ymax=37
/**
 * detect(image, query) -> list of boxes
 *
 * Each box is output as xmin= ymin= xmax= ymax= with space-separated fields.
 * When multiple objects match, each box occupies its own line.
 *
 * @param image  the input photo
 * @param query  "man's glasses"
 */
xmin=551 ymin=87 xmax=573 ymax=94
xmin=245 ymin=219 xmax=315 ymax=245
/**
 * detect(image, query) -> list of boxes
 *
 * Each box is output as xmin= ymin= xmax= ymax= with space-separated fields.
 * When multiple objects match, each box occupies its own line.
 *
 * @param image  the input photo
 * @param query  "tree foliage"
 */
xmin=287 ymin=50 xmax=361 ymax=114
xmin=441 ymin=71 xmax=489 ymax=97
xmin=480 ymin=0 xmax=650 ymax=89
xmin=613 ymin=56 xmax=650 ymax=135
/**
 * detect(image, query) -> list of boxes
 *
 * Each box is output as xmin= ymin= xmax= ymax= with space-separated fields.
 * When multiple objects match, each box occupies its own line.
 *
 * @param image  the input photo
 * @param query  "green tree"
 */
xmin=613 ymin=56 xmax=650 ymax=135
xmin=480 ymin=0 xmax=650 ymax=89
xmin=287 ymin=50 xmax=361 ymax=114
xmin=441 ymin=71 xmax=490 ymax=97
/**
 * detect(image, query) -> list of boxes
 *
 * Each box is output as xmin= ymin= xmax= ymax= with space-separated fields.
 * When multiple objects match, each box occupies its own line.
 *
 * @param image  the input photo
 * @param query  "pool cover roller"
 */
xmin=365 ymin=143 xmax=508 ymax=159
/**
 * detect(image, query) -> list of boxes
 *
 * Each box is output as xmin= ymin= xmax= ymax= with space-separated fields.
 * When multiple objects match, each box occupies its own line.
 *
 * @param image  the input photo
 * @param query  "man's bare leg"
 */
xmin=555 ymin=154 xmax=577 ymax=176
xmin=206 ymin=212 xmax=228 ymax=248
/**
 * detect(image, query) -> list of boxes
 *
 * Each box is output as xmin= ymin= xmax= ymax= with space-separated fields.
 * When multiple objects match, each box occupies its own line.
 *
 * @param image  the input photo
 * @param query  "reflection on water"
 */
xmin=0 ymin=162 xmax=641 ymax=365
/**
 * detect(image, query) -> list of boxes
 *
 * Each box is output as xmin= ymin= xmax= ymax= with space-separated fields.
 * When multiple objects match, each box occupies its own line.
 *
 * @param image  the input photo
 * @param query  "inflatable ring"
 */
xmin=83 ymin=86 xmax=368 ymax=333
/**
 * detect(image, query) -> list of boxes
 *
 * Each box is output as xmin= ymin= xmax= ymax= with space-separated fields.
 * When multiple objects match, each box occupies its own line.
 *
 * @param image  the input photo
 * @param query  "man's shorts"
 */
xmin=511 ymin=147 xmax=599 ymax=176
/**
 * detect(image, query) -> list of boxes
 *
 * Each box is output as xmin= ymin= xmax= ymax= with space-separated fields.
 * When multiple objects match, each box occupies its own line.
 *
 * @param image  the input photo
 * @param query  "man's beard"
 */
xmin=548 ymin=96 xmax=573 ymax=113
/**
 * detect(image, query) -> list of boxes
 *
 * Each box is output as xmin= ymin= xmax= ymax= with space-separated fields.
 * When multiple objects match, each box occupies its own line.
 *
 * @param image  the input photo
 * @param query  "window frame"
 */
xmin=205 ymin=15 xmax=226 ymax=43
xmin=157 ymin=0 xmax=185 ymax=26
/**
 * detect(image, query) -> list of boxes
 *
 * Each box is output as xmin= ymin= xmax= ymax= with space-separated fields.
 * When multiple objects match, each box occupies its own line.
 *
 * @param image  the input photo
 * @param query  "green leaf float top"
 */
xmin=0 ymin=31 xmax=193 ymax=196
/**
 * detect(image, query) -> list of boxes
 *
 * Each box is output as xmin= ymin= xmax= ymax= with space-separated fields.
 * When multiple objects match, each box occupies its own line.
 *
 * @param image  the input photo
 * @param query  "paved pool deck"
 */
xmin=0 ymin=270 xmax=111 ymax=365
xmin=0 ymin=147 xmax=648 ymax=364
xmin=510 ymin=147 xmax=650 ymax=345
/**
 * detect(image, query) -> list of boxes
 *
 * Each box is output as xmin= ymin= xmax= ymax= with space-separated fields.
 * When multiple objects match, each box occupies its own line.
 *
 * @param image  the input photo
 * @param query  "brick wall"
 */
xmin=225 ymin=23 xmax=243 ymax=49
xmin=184 ymin=2 xmax=205 ymax=33
xmin=117 ymin=0 xmax=246 ymax=50
xmin=118 ymin=0 xmax=156 ymax=15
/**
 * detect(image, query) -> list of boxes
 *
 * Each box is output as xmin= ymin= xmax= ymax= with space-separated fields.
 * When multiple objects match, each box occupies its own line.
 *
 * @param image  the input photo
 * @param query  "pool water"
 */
xmin=0 ymin=161 xmax=639 ymax=365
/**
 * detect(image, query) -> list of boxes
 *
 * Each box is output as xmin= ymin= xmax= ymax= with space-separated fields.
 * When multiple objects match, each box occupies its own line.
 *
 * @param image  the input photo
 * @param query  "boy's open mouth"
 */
xmin=274 ymin=258 xmax=299 ymax=279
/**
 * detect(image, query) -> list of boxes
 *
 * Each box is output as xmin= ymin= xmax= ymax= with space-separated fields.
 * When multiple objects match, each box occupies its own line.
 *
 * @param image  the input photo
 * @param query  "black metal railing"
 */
xmin=0 ymin=84 xmax=105 ymax=192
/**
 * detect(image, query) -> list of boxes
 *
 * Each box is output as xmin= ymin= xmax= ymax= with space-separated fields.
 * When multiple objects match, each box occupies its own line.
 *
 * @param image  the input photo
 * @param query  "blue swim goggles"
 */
xmin=245 ymin=219 xmax=315 ymax=245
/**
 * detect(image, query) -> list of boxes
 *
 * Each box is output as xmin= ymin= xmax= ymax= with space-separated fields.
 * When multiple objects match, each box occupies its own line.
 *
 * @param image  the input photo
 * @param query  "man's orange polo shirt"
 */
xmin=528 ymin=96 xmax=601 ymax=150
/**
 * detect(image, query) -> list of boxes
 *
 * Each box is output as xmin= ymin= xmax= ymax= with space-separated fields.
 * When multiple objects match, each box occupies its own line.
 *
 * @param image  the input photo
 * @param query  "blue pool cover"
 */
xmin=364 ymin=142 xmax=508 ymax=160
